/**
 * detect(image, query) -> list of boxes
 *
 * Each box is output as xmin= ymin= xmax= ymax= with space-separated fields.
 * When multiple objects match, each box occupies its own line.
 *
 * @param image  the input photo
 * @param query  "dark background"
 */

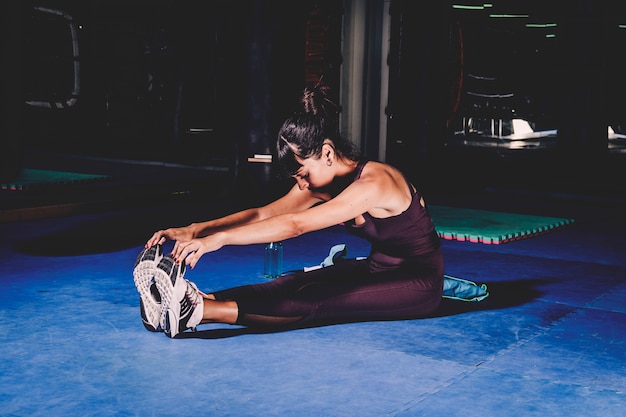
xmin=3 ymin=0 xmax=626 ymax=203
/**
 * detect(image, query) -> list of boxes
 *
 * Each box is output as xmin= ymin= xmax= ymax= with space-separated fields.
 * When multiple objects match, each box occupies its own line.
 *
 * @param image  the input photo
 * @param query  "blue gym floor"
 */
xmin=1 ymin=158 xmax=625 ymax=416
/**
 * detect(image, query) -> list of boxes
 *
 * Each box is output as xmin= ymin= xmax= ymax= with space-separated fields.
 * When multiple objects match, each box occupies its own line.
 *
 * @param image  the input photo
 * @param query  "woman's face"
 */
xmin=292 ymin=153 xmax=333 ymax=191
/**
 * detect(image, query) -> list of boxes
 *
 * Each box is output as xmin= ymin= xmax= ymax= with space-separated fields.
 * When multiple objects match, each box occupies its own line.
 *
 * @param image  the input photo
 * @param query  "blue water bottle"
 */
xmin=264 ymin=242 xmax=283 ymax=279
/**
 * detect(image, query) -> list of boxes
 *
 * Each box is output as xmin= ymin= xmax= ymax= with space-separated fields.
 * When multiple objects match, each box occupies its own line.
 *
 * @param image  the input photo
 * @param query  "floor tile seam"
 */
xmin=424 ymin=302 xmax=625 ymax=395
xmin=591 ymin=279 xmax=626 ymax=295
xmin=537 ymin=281 xmax=626 ymax=315
xmin=386 ymin=364 xmax=483 ymax=415
xmin=475 ymin=301 xmax=582 ymax=368
xmin=406 ymin=373 xmax=623 ymax=417
xmin=412 ymin=363 xmax=626 ymax=403
xmin=580 ymin=281 xmax=626 ymax=315
xmin=387 ymin=350 xmax=549 ymax=416
xmin=475 ymin=299 xmax=625 ymax=384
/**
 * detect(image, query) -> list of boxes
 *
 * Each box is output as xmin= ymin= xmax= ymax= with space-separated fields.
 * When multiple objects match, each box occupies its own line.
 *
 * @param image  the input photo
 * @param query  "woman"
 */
xmin=133 ymin=85 xmax=444 ymax=338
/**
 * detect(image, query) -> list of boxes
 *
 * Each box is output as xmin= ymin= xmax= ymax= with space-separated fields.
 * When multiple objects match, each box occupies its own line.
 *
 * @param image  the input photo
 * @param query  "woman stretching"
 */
xmin=133 ymin=85 xmax=444 ymax=338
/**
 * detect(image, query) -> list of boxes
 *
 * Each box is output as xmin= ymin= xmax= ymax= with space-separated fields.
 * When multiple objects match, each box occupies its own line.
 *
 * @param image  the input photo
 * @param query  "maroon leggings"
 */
xmin=213 ymin=250 xmax=444 ymax=328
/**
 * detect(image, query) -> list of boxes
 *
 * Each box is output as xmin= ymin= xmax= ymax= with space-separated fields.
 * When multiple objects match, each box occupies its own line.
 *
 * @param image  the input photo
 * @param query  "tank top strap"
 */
xmin=354 ymin=159 xmax=368 ymax=181
xmin=403 ymin=173 xmax=418 ymax=196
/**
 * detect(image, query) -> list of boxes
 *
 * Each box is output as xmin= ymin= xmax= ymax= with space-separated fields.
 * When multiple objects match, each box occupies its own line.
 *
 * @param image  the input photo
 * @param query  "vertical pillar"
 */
xmin=555 ymin=0 xmax=607 ymax=182
xmin=231 ymin=0 xmax=304 ymax=205
xmin=386 ymin=0 xmax=447 ymax=190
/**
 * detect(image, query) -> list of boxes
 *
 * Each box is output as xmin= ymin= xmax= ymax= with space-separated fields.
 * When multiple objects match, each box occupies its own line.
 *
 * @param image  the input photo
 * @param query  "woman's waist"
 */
xmin=368 ymin=245 xmax=443 ymax=273
xmin=370 ymin=230 xmax=441 ymax=256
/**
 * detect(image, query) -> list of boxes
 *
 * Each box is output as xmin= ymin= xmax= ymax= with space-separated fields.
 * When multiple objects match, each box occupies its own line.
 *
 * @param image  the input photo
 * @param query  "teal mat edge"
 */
xmin=429 ymin=205 xmax=575 ymax=245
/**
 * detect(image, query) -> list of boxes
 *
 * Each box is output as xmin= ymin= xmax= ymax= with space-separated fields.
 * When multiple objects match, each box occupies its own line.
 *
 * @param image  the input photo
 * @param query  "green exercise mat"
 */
xmin=429 ymin=205 xmax=574 ymax=244
xmin=1 ymin=169 xmax=111 ymax=191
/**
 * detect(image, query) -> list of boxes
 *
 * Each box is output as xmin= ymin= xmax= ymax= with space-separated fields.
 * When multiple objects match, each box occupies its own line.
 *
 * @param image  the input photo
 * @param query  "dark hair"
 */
xmin=277 ymin=84 xmax=360 ymax=176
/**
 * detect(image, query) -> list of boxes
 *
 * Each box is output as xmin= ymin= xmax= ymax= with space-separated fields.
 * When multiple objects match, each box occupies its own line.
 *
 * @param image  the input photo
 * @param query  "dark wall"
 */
xmin=9 ymin=0 xmax=626 ymax=196
xmin=1 ymin=0 xmax=24 ymax=182
xmin=386 ymin=0 xmax=626 ymax=196
xmin=17 ymin=0 xmax=306 ymax=166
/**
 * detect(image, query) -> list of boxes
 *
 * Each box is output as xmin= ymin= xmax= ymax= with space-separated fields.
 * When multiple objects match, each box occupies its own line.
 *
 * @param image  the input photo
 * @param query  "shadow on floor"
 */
xmin=176 ymin=279 xmax=546 ymax=340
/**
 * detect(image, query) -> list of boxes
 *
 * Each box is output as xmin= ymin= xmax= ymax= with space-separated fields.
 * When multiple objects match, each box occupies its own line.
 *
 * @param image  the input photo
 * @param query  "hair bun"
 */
xmin=300 ymin=83 xmax=338 ymax=118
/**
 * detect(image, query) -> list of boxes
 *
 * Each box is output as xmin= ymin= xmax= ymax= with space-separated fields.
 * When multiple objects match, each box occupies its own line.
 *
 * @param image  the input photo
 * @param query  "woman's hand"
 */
xmin=171 ymin=233 xmax=225 ymax=269
xmin=145 ymin=226 xmax=195 ymax=248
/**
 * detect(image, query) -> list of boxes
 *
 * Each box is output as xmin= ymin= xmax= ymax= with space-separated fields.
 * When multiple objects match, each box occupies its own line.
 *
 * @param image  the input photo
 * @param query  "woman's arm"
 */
xmin=217 ymin=175 xmax=390 ymax=245
xmin=146 ymin=183 xmax=322 ymax=248
xmin=173 ymin=168 xmax=398 ymax=268
xmin=192 ymin=184 xmax=322 ymax=237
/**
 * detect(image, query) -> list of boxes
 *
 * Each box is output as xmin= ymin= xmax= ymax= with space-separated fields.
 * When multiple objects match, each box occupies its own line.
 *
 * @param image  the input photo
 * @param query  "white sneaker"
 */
xmin=132 ymin=244 xmax=164 ymax=332
xmin=153 ymin=255 xmax=204 ymax=338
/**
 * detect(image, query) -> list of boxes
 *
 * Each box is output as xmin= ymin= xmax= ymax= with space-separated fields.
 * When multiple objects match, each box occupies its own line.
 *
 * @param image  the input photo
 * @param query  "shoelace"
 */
xmin=178 ymin=280 xmax=201 ymax=331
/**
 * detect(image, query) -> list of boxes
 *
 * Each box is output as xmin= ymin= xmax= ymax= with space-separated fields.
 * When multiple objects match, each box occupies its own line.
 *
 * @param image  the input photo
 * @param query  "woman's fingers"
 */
xmin=184 ymin=251 xmax=201 ymax=269
xmin=145 ymin=231 xmax=162 ymax=248
xmin=148 ymin=232 xmax=211 ymax=269
xmin=146 ymin=228 xmax=181 ymax=248
xmin=172 ymin=240 xmax=202 ymax=267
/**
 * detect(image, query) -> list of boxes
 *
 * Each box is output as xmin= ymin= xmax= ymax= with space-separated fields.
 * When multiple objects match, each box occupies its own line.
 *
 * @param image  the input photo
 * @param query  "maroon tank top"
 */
xmin=344 ymin=160 xmax=441 ymax=272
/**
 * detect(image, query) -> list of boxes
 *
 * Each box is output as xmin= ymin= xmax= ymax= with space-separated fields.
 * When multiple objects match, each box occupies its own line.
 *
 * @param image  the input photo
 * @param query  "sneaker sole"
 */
xmin=153 ymin=255 xmax=186 ymax=338
xmin=132 ymin=244 xmax=163 ymax=332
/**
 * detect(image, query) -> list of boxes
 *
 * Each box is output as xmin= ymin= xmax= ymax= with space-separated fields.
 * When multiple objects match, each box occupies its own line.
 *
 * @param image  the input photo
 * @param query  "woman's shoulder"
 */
xmin=361 ymin=161 xmax=414 ymax=194
xmin=353 ymin=161 xmax=414 ymax=216
xmin=360 ymin=160 xmax=405 ymax=181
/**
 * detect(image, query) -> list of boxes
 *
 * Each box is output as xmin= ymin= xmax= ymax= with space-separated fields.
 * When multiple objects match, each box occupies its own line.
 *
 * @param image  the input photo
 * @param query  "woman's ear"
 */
xmin=322 ymin=141 xmax=334 ymax=158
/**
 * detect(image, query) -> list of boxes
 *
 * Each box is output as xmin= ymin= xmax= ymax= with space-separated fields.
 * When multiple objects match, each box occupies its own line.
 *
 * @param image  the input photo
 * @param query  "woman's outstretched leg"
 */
xmin=202 ymin=292 xmax=303 ymax=328
xmin=199 ymin=297 xmax=239 ymax=324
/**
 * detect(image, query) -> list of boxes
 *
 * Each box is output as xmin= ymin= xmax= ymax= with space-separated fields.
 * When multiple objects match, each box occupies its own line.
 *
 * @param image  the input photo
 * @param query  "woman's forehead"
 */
xmin=294 ymin=154 xmax=308 ymax=166
xmin=293 ymin=164 xmax=305 ymax=175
